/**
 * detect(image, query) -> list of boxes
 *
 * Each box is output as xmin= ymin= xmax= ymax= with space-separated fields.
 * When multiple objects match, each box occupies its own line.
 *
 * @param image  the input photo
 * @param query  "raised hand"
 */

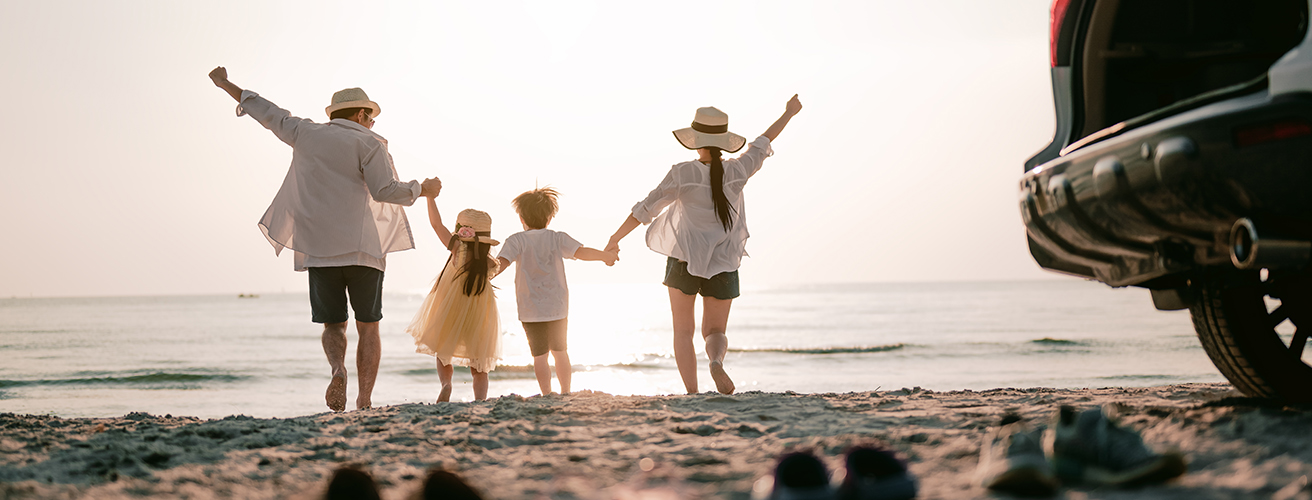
xmin=209 ymin=66 xmax=229 ymax=87
xmin=421 ymin=177 xmax=443 ymax=198
xmin=785 ymin=94 xmax=803 ymax=116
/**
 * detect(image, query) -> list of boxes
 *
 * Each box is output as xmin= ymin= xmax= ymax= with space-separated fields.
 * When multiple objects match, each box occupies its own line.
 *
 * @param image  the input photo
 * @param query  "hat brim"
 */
xmin=325 ymin=100 xmax=381 ymax=118
xmin=673 ymin=128 xmax=746 ymax=153
xmin=457 ymin=236 xmax=500 ymax=246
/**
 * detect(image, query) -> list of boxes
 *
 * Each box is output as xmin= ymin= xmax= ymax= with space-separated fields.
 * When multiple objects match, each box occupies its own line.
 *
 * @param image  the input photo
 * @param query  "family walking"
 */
xmin=208 ymin=67 xmax=802 ymax=411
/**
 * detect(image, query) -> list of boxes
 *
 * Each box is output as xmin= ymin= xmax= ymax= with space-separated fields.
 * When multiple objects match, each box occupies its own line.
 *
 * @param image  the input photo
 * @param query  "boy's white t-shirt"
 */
xmin=497 ymin=229 xmax=583 ymax=322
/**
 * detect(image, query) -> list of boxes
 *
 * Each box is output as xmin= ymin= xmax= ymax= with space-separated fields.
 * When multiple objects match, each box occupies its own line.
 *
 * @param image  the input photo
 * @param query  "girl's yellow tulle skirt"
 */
xmin=406 ymin=256 xmax=501 ymax=372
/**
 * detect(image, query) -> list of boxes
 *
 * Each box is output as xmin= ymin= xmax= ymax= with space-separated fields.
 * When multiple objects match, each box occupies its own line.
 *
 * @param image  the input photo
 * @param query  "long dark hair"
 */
xmin=435 ymin=230 xmax=493 ymax=296
xmin=707 ymin=147 xmax=735 ymax=231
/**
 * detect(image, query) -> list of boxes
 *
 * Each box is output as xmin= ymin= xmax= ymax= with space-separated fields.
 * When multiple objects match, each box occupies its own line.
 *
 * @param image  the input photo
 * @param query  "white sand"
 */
xmin=2 ymin=383 xmax=1311 ymax=499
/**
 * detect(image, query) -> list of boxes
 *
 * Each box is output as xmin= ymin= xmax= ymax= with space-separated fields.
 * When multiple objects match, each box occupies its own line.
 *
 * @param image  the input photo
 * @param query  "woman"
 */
xmin=606 ymin=95 xmax=803 ymax=394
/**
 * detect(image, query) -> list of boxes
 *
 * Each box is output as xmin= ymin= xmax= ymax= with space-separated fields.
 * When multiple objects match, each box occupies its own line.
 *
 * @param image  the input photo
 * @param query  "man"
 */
xmin=208 ymin=67 xmax=441 ymax=412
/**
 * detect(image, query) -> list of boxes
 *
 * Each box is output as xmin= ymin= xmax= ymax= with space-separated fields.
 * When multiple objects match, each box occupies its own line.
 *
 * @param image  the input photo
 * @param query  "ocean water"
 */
xmin=0 ymin=281 xmax=1226 ymax=419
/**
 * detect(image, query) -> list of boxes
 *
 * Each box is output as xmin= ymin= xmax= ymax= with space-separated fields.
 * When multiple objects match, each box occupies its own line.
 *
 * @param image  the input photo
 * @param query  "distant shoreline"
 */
xmin=4 ymin=383 xmax=1308 ymax=499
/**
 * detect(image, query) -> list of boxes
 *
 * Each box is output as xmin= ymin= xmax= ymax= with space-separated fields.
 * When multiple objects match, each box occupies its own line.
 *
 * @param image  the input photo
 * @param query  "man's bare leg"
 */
xmin=436 ymin=359 xmax=454 ymax=402
xmin=552 ymin=350 xmax=572 ymax=395
xmin=355 ymin=320 xmax=381 ymax=410
xmin=702 ymin=297 xmax=734 ymax=395
xmin=668 ymin=287 xmax=699 ymax=394
xmin=471 ymin=367 xmax=489 ymax=401
xmin=322 ymin=322 xmax=349 ymax=412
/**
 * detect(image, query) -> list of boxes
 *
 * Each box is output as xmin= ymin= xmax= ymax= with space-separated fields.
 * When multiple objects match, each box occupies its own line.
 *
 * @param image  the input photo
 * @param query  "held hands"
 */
xmin=600 ymin=250 xmax=618 ymax=267
xmin=420 ymin=177 xmax=442 ymax=198
xmin=785 ymin=94 xmax=803 ymax=117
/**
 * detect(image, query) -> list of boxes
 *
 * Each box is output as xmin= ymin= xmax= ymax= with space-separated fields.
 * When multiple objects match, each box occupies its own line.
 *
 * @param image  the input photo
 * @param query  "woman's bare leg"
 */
xmin=668 ymin=287 xmax=699 ymax=394
xmin=702 ymin=296 xmax=734 ymax=394
xmin=471 ymin=367 xmax=489 ymax=401
xmin=552 ymin=350 xmax=572 ymax=395
xmin=436 ymin=359 xmax=454 ymax=402
xmin=533 ymin=353 xmax=553 ymax=395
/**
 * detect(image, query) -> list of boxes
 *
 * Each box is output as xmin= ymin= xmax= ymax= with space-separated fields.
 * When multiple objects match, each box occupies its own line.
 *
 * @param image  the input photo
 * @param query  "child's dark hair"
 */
xmin=706 ymin=148 xmax=735 ymax=231
xmin=512 ymin=187 xmax=560 ymax=230
xmin=448 ymin=232 xmax=492 ymax=296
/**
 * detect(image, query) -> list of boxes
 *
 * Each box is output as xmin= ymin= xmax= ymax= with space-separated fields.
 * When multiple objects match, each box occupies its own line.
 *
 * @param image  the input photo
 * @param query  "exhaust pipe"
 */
xmin=1230 ymin=218 xmax=1312 ymax=269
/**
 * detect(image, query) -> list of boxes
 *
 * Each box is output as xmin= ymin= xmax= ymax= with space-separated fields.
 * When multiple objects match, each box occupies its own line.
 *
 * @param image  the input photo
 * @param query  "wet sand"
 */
xmin=2 ymin=383 xmax=1311 ymax=499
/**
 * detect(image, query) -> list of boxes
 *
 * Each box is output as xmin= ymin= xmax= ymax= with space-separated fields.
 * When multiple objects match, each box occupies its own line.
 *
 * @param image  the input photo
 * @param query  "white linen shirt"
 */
xmin=497 ymin=229 xmax=583 ymax=322
xmin=237 ymin=90 xmax=422 ymax=272
xmin=631 ymin=135 xmax=773 ymax=279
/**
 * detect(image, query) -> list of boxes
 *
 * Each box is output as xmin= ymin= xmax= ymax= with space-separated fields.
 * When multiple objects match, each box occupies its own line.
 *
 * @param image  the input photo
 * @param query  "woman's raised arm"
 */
xmin=762 ymin=94 xmax=803 ymax=142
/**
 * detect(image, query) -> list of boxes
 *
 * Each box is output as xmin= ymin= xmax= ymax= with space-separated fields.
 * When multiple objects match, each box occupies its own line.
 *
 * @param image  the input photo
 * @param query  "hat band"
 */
xmin=691 ymin=122 xmax=728 ymax=134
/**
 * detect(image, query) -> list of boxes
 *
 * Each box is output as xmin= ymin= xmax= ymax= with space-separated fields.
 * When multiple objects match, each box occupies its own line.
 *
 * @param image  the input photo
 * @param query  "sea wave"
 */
xmin=727 ymin=344 xmax=907 ymax=354
xmin=0 ymin=372 xmax=248 ymax=388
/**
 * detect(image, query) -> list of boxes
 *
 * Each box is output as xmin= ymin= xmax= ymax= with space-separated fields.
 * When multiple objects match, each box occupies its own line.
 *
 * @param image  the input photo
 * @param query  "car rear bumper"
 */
xmin=1020 ymin=90 xmax=1312 ymax=287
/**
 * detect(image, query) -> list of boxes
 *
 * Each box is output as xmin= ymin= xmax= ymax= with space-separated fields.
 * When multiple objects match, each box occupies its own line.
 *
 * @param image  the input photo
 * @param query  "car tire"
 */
xmin=1190 ymin=267 xmax=1312 ymax=403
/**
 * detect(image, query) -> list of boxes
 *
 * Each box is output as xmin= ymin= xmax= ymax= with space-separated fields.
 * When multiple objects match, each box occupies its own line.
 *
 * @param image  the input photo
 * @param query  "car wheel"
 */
xmin=1190 ymin=267 xmax=1312 ymax=402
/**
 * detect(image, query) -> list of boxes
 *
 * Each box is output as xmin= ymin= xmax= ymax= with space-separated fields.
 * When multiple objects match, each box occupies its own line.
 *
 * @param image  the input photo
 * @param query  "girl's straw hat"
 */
xmin=672 ymin=106 xmax=746 ymax=153
xmin=454 ymin=209 xmax=500 ymax=246
xmin=325 ymin=88 xmax=381 ymax=118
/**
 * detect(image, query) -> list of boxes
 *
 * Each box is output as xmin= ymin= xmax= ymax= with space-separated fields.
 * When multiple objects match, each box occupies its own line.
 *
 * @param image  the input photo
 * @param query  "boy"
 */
xmin=495 ymin=187 xmax=617 ymax=395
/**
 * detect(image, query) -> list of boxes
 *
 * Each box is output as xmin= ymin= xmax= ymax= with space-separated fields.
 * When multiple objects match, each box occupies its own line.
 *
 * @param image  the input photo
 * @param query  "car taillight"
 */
xmin=1051 ymin=0 xmax=1072 ymax=67
xmin=1234 ymin=118 xmax=1312 ymax=148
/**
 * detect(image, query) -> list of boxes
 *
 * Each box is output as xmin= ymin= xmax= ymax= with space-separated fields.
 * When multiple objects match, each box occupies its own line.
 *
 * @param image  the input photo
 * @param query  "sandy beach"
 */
xmin=2 ymin=382 xmax=1311 ymax=499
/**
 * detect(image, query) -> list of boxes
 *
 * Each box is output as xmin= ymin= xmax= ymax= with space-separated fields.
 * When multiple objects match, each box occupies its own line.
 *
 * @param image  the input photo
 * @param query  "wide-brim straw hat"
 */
xmin=325 ymin=87 xmax=381 ymax=118
xmin=672 ymin=106 xmax=746 ymax=153
xmin=454 ymin=209 xmax=500 ymax=246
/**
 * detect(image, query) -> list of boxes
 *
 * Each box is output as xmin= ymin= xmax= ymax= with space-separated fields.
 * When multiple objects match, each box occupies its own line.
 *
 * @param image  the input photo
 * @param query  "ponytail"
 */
xmin=708 ymin=147 xmax=735 ymax=231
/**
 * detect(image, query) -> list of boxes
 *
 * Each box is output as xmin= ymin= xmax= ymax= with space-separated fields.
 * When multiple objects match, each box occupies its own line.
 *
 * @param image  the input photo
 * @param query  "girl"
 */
xmin=407 ymin=195 xmax=503 ymax=402
xmin=606 ymin=95 xmax=802 ymax=394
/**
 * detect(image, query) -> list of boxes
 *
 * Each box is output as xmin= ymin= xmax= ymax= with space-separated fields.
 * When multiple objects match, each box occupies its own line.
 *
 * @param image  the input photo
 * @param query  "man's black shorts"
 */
xmin=309 ymin=266 xmax=384 ymax=323
xmin=662 ymin=257 xmax=741 ymax=300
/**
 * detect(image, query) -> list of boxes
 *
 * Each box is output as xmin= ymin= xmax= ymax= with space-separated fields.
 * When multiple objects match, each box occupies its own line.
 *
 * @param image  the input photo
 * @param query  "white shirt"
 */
xmin=237 ymin=90 xmax=422 ymax=272
xmin=631 ymin=135 xmax=773 ymax=279
xmin=497 ymin=229 xmax=583 ymax=322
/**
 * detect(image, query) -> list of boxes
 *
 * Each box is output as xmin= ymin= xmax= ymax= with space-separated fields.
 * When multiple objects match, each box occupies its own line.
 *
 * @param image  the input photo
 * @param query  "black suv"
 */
xmin=1022 ymin=0 xmax=1312 ymax=401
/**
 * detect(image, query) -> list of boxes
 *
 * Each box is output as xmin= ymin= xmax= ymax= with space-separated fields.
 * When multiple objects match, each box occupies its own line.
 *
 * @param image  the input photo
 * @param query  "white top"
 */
xmin=237 ymin=90 xmax=422 ymax=272
xmin=497 ymin=229 xmax=583 ymax=322
xmin=631 ymin=135 xmax=773 ymax=279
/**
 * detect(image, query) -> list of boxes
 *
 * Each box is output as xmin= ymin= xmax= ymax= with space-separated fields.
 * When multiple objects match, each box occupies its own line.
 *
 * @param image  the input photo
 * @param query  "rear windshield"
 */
xmin=1102 ymin=0 xmax=1307 ymax=125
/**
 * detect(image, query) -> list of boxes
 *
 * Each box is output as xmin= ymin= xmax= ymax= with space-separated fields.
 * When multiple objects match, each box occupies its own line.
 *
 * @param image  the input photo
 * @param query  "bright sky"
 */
xmin=0 ymin=0 xmax=1061 ymax=298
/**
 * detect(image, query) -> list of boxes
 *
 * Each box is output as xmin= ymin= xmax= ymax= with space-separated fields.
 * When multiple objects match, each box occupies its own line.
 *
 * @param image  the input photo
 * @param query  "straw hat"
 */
xmin=672 ymin=106 xmax=746 ymax=153
xmin=454 ymin=209 xmax=500 ymax=246
xmin=325 ymin=88 xmax=381 ymax=118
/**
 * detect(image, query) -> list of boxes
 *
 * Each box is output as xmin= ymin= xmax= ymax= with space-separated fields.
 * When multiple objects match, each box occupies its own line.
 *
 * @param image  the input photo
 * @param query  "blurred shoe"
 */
xmin=1051 ymin=405 xmax=1187 ymax=487
xmin=976 ymin=414 xmax=1058 ymax=497
xmin=421 ymin=468 xmax=484 ymax=500
xmin=770 ymin=451 xmax=835 ymax=500
xmin=837 ymin=445 xmax=918 ymax=500
xmin=324 ymin=467 xmax=381 ymax=500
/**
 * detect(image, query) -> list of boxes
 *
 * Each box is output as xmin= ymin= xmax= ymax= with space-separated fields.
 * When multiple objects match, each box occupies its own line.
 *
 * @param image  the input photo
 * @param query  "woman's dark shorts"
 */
xmin=309 ymin=266 xmax=385 ymax=324
xmin=663 ymin=257 xmax=740 ymax=300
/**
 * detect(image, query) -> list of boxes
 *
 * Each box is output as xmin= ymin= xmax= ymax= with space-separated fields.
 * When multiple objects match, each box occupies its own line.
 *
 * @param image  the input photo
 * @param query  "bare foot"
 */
xmin=356 ymin=397 xmax=371 ymax=411
xmin=326 ymin=372 xmax=347 ymax=412
xmin=709 ymin=361 xmax=734 ymax=395
xmin=437 ymin=384 xmax=452 ymax=403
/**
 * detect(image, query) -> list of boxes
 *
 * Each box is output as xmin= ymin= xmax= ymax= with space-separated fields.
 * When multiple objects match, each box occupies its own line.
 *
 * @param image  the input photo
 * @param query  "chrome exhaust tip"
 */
xmin=1230 ymin=218 xmax=1312 ymax=269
